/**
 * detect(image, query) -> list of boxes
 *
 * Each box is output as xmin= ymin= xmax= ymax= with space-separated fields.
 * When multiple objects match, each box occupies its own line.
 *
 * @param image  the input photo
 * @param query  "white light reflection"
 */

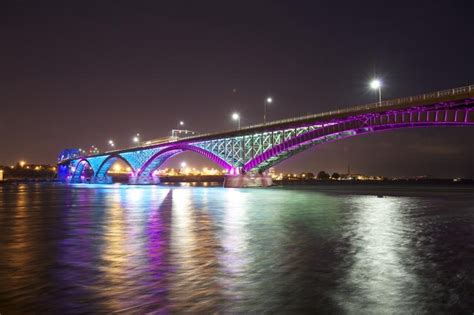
xmin=220 ymin=189 xmax=251 ymax=281
xmin=335 ymin=196 xmax=420 ymax=313
xmin=167 ymin=188 xmax=222 ymax=312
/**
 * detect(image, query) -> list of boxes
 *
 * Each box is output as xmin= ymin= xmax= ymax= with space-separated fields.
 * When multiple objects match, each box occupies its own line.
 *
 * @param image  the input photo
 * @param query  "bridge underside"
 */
xmin=63 ymin=102 xmax=474 ymax=187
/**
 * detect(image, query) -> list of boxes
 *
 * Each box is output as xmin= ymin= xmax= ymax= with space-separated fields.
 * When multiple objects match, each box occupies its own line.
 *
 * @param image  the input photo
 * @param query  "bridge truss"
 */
xmin=58 ymin=85 xmax=474 ymax=184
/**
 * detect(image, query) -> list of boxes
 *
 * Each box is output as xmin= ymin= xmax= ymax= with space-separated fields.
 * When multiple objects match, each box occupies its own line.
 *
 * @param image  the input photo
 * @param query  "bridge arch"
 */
xmin=137 ymin=144 xmax=233 ymax=179
xmin=95 ymin=154 xmax=136 ymax=179
xmin=71 ymin=159 xmax=94 ymax=182
xmin=243 ymin=116 xmax=473 ymax=173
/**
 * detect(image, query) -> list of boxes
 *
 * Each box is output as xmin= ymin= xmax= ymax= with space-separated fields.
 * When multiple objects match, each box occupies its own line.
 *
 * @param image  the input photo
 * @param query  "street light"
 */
xmin=232 ymin=112 xmax=240 ymax=129
xmin=180 ymin=161 xmax=187 ymax=168
xmin=133 ymin=133 xmax=140 ymax=144
xmin=177 ymin=121 xmax=184 ymax=129
xmin=108 ymin=140 xmax=115 ymax=147
xmin=370 ymin=79 xmax=382 ymax=106
xmin=264 ymin=97 xmax=273 ymax=124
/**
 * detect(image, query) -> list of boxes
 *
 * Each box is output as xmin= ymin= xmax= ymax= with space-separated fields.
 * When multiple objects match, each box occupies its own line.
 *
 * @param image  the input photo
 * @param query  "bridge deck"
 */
xmin=173 ymin=84 xmax=474 ymax=141
xmin=67 ymin=85 xmax=474 ymax=160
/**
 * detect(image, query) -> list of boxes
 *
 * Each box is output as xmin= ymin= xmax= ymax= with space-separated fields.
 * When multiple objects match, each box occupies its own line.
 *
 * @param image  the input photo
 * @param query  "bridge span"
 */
xmin=58 ymin=85 xmax=474 ymax=187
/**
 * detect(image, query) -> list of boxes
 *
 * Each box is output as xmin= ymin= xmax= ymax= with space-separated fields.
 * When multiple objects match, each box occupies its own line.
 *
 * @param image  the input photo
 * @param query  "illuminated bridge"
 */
xmin=58 ymin=85 xmax=474 ymax=187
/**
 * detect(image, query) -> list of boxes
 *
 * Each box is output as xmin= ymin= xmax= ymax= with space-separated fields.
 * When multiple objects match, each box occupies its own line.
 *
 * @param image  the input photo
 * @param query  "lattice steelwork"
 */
xmin=139 ymin=149 xmax=181 ymax=178
xmin=192 ymin=126 xmax=320 ymax=172
xmin=119 ymin=147 xmax=164 ymax=174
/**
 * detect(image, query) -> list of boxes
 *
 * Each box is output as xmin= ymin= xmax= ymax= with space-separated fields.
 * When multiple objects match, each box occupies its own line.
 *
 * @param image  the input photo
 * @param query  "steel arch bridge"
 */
xmin=58 ymin=85 xmax=474 ymax=187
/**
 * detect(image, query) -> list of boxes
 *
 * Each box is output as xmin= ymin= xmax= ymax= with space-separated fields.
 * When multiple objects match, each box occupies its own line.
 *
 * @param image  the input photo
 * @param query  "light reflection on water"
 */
xmin=336 ymin=196 xmax=421 ymax=313
xmin=0 ymin=183 xmax=473 ymax=313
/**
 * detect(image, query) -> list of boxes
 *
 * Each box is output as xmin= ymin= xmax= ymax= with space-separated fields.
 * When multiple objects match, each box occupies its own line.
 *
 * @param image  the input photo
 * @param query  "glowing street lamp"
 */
xmin=177 ymin=121 xmax=184 ymax=129
xmin=19 ymin=160 xmax=26 ymax=168
xmin=108 ymin=140 xmax=115 ymax=147
xmin=370 ymin=79 xmax=382 ymax=106
xmin=232 ymin=112 xmax=241 ymax=129
xmin=264 ymin=97 xmax=273 ymax=124
xmin=180 ymin=161 xmax=187 ymax=168
xmin=133 ymin=133 xmax=140 ymax=144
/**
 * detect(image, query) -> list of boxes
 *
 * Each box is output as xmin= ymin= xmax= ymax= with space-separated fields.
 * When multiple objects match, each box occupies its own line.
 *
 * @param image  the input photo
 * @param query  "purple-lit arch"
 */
xmin=243 ymin=117 xmax=473 ymax=173
xmin=71 ymin=159 xmax=93 ymax=182
xmin=137 ymin=144 xmax=233 ymax=178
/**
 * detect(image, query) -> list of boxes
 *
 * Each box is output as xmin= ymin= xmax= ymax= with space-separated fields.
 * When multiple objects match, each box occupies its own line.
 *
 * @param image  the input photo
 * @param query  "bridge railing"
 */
xmin=248 ymin=85 xmax=474 ymax=129
xmin=183 ymin=85 xmax=474 ymax=140
xmin=69 ymin=85 xmax=473 ymax=160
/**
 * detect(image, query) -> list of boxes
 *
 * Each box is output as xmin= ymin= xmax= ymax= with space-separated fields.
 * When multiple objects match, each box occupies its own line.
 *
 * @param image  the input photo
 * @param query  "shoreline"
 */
xmin=1 ymin=178 xmax=473 ymax=186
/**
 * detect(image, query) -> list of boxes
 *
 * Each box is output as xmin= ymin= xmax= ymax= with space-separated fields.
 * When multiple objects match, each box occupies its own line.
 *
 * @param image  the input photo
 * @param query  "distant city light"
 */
xmin=180 ymin=161 xmax=187 ymax=168
xmin=19 ymin=161 xmax=26 ymax=167
xmin=266 ymin=97 xmax=273 ymax=103
xmin=108 ymin=140 xmax=115 ymax=147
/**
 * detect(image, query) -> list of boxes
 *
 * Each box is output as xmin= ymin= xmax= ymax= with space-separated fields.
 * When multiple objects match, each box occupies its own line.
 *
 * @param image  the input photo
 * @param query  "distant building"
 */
xmin=339 ymin=173 xmax=384 ymax=181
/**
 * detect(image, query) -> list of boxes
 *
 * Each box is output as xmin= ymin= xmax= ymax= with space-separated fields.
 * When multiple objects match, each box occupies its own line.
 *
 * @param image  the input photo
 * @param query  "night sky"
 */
xmin=1 ymin=1 xmax=473 ymax=177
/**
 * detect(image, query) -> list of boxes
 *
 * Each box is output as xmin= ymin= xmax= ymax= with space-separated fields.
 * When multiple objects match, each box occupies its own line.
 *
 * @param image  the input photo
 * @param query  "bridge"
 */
xmin=58 ymin=85 xmax=474 ymax=187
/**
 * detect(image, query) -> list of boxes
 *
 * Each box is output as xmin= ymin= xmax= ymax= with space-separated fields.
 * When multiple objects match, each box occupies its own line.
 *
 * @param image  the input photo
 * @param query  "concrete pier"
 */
xmin=223 ymin=173 xmax=273 ymax=188
xmin=91 ymin=175 xmax=113 ymax=184
xmin=129 ymin=175 xmax=160 ymax=185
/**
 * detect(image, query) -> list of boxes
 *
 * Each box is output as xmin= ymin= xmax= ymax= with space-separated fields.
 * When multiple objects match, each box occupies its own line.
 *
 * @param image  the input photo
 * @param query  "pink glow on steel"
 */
xmin=243 ymin=118 xmax=473 ymax=172
xmin=137 ymin=144 xmax=233 ymax=178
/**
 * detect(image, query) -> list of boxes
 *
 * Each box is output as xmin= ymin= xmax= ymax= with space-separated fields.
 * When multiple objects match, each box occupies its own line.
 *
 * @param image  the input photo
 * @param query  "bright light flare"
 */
xmin=232 ymin=112 xmax=240 ymax=120
xmin=370 ymin=79 xmax=381 ymax=89
xmin=266 ymin=97 xmax=273 ymax=103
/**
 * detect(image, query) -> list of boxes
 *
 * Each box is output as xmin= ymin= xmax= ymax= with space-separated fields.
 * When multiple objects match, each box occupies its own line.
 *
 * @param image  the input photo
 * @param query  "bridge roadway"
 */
xmin=58 ymin=85 xmax=474 ymax=187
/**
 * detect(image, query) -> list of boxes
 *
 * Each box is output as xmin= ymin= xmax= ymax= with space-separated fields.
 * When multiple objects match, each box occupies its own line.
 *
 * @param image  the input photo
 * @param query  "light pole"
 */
xmin=370 ymin=79 xmax=382 ymax=106
xmin=232 ymin=112 xmax=240 ymax=129
xmin=264 ymin=97 xmax=273 ymax=124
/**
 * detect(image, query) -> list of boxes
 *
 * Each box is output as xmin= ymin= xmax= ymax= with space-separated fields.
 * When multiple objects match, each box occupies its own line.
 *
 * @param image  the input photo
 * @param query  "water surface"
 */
xmin=0 ymin=183 xmax=473 ymax=313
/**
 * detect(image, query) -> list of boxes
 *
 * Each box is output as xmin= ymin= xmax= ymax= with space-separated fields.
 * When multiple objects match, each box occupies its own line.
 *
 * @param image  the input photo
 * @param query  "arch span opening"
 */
xmin=95 ymin=155 xmax=136 ymax=183
xmin=71 ymin=159 xmax=94 ymax=183
xmin=135 ymin=144 xmax=232 ymax=184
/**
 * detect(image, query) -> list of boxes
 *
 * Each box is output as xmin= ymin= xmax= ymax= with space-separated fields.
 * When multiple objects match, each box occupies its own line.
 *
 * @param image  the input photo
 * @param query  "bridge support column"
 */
xmin=91 ymin=175 xmax=113 ymax=184
xmin=223 ymin=173 xmax=273 ymax=188
xmin=129 ymin=174 xmax=160 ymax=185
xmin=57 ymin=164 xmax=70 ymax=182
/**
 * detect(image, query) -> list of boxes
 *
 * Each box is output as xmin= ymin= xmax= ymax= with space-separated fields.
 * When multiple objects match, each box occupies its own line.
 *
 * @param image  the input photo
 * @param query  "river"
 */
xmin=0 ymin=183 xmax=473 ymax=313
